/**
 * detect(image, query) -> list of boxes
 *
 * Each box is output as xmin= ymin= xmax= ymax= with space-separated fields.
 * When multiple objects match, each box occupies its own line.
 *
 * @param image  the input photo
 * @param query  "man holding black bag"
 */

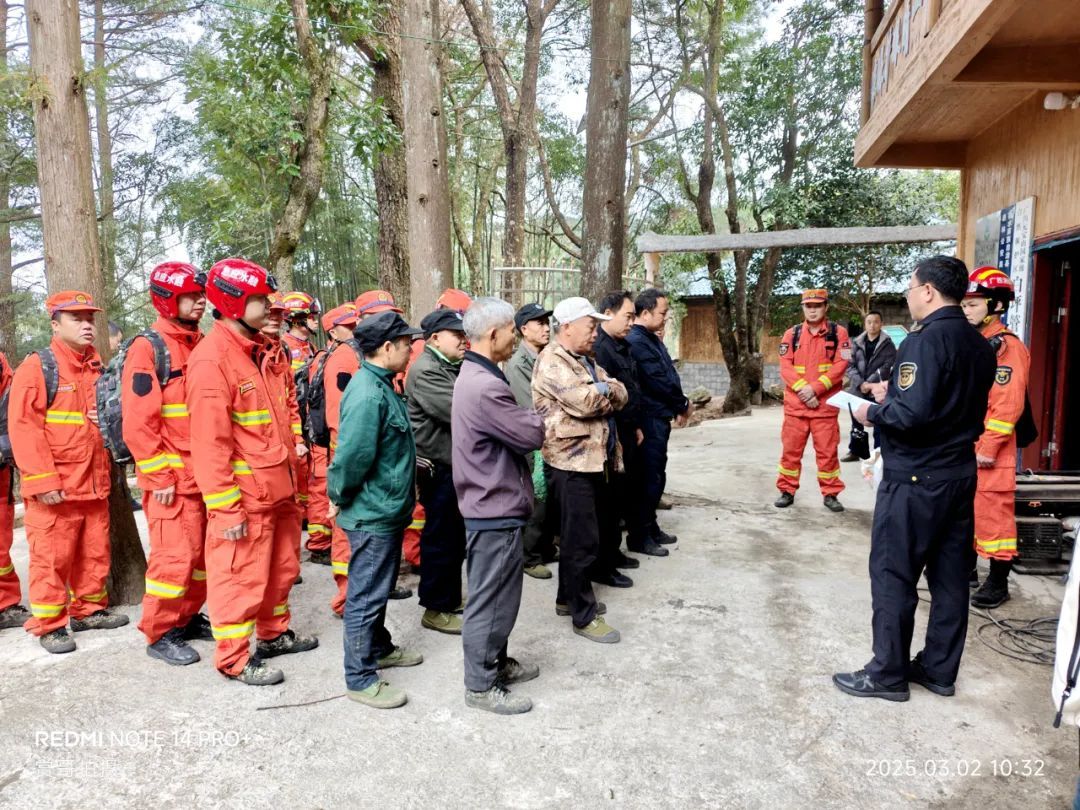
xmin=841 ymin=310 xmax=895 ymax=462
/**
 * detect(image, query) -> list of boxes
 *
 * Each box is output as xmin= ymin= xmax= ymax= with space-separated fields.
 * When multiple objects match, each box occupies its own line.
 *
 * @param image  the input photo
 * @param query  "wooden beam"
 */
xmin=955 ymin=44 xmax=1080 ymax=88
xmin=636 ymin=225 xmax=957 ymax=255
xmin=862 ymin=0 xmax=885 ymax=125
xmin=875 ymin=141 xmax=967 ymax=168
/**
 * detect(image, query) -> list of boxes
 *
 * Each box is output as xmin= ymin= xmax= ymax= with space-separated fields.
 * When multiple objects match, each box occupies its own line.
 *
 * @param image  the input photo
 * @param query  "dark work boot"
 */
xmin=183 ymin=612 xmax=214 ymax=642
xmin=627 ymin=537 xmax=668 ymax=557
xmin=70 ymin=609 xmax=130 ymax=632
xmin=653 ymin=529 xmax=678 ymax=545
xmin=823 ymin=496 xmax=845 ymax=513
xmin=971 ymin=559 xmax=1012 ymax=609
xmin=307 ymin=548 xmax=331 ymax=566
xmin=255 ymin=629 xmax=319 ymax=659
xmin=0 ymin=604 xmax=31 ymax=630
xmin=147 ymin=627 xmax=201 ymax=666
xmin=40 ymin=628 xmax=77 ymax=654
xmin=774 ymin=492 xmax=795 ymax=508
xmin=226 ymin=656 xmax=284 ymax=686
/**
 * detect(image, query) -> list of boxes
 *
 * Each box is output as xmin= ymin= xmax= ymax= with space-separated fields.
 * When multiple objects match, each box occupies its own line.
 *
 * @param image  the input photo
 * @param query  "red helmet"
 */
xmin=205 ymin=258 xmax=277 ymax=321
xmin=281 ymin=291 xmax=319 ymax=319
xmin=149 ymin=262 xmax=206 ymax=319
xmin=965 ymin=266 xmax=1014 ymax=312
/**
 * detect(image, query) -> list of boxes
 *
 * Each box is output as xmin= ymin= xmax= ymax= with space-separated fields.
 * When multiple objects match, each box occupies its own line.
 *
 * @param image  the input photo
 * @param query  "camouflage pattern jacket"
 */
xmin=531 ymin=342 xmax=628 ymax=474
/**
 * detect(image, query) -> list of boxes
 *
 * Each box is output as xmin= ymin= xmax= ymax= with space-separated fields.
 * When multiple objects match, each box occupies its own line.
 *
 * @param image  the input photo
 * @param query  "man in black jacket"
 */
xmin=833 ymin=256 xmax=995 ymax=702
xmin=626 ymin=289 xmax=690 ymax=549
xmin=841 ymin=310 xmax=896 ymax=461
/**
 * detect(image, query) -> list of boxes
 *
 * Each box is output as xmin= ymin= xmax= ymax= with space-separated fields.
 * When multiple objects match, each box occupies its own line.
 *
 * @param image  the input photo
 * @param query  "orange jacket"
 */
xmin=778 ymin=320 xmax=851 ymax=418
xmin=9 ymin=337 xmax=111 ymax=500
xmin=121 ymin=317 xmax=203 ymax=495
xmin=323 ymin=339 xmax=361 ymax=448
xmin=281 ymin=331 xmax=315 ymax=374
xmin=976 ymin=320 xmax=1030 ymax=486
xmin=0 ymin=350 xmax=10 ymax=400
xmin=186 ymin=322 xmax=296 ymax=522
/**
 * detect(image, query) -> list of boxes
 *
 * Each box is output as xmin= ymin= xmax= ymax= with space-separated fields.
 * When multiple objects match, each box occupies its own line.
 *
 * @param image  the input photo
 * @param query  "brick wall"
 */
xmin=678 ymin=362 xmax=782 ymax=397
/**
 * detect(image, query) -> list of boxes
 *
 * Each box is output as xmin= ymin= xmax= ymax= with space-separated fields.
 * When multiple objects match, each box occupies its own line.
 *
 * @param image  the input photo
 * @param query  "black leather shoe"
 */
xmin=389 ymin=586 xmax=413 ymax=600
xmin=628 ymin=538 xmax=669 ymax=557
xmin=774 ymin=492 xmax=795 ymax=508
xmin=907 ymin=653 xmax=955 ymax=697
xmin=147 ymin=628 xmax=201 ymax=666
xmin=832 ymin=669 xmax=909 ymax=702
xmin=183 ymin=612 xmax=214 ymax=642
xmin=614 ymin=553 xmax=640 ymax=570
xmin=823 ymin=496 xmax=845 ymax=513
xmin=593 ymin=571 xmax=633 ymax=588
xmin=652 ymin=530 xmax=677 ymax=545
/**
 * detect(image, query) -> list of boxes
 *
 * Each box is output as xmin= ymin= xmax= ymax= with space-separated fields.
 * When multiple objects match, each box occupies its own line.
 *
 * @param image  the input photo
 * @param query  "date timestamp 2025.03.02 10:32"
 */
xmin=866 ymin=759 xmax=1046 ymax=778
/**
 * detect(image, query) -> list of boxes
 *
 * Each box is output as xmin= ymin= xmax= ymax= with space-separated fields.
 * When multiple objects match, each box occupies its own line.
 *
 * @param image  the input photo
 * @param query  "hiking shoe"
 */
xmin=971 ymin=579 xmax=1010 ymax=609
xmin=823 ymin=496 xmax=845 ymax=513
xmin=307 ymin=548 xmax=331 ymax=566
xmin=497 ymin=657 xmax=539 ymax=686
xmin=226 ymin=656 xmax=284 ymax=686
xmin=573 ymin=616 xmax=620 ymax=644
xmin=524 ymin=563 xmax=552 ymax=579
xmin=255 ymin=629 xmax=319 ymax=659
xmin=614 ymin=553 xmax=640 ymax=570
xmin=70 ymin=609 xmax=130 ymax=632
xmin=389 ymin=586 xmax=413 ymax=600
xmin=348 ymin=680 xmax=407 ymax=709
xmin=182 ymin=612 xmax=214 ymax=642
xmin=465 ymin=683 xmax=532 ymax=715
xmin=147 ymin=628 xmax=200 ymax=666
xmin=0 ymin=604 xmax=31 ymax=630
xmin=40 ymin=628 xmax=76 ymax=654
xmin=422 ymin=609 xmax=463 ymax=635
xmin=556 ymin=601 xmax=606 ymax=617
xmin=627 ymin=538 xmax=668 ymax=557
xmin=907 ymin=653 xmax=955 ymax=697
xmin=377 ymin=646 xmax=424 ymax=669
xmin=774 ymin=492 xmax=795 ymax=508
xmin=653 ymin=530 xmax=678 ymax=545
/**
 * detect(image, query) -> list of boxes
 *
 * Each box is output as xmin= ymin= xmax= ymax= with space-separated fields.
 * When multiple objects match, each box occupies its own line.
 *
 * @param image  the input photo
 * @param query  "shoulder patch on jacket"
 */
xmin=336 ymin=372 xmax=352 ymax=392
xmin=778 ymin=343 xmax=789 ymax=356
xmin=995 ymin=366 xmax=1012 ymax=386
xmin=898 ymin=362 xmax=917 ymax=391
xmin=238 ymin=379 xmax=255 ymax=395
xmin=131 ymin=372 xmax=153 ymax=397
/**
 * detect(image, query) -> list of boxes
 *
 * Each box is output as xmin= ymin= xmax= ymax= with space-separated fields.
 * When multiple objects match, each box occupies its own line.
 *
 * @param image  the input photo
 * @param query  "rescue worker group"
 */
xmin=0 ymin=253 xmax=1027 ymax=712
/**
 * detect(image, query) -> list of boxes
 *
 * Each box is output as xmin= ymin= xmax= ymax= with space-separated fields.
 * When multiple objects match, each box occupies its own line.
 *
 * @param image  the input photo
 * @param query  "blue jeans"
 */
xmin=342 ymin=528 xmax=402 ymax=691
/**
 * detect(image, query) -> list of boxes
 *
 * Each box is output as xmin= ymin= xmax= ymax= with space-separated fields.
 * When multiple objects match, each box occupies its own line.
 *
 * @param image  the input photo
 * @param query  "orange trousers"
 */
xmin=24 ymin=497 xmax=110 ymax=636
xmin=305 ymin=447 xmax=332 ymax=552
xmin=205 ymin=501 xmax=301 ymax=675
xmin=138 ymin=491 xmax=208 ymax=644
xmin=331 ymin=523 xmax=349 ymax=616
xmin=776 ymin=413 xmax=844 ymax=496
xmin=0 ymin=466 xmax=21 ymax=612
xmin=403 ymin=503 xmax=424 ymax=568
xmin=974 ymin=486 xmax=1017 ymax=561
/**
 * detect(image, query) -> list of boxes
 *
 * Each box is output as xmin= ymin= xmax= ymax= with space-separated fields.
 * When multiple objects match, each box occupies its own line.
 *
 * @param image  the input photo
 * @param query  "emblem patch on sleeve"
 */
xmin=778 ymin=343 xmax=789 ymax=356
xmin=897 ymin=362 xmax=917 ymax=390
xmin=995 ymin=366 xmax=1012 ymax=386
xmin=840 ymin=348 xmax=852 ymax=360
xmin=238 ymin=379 xmax=255 ymax=395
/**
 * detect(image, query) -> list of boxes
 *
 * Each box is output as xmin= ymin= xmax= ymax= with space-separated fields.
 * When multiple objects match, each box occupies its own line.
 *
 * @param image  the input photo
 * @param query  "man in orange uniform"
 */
xmin=304 ymin=303 xmax=358 ymax=565
xmin=0 ymin=349 xmax=31 ymax=630
xmin=9 ymin=291 xmax=129 ymax=654
xmin=124 ymin=263 xmax=213 ymax=665
xmin=775 ymin=289 xmax=851 ymax=512
xmin=961 ymin=267 xmax=1030 ymax=608
xmin=280 ymin=291 xmax=319 ymax=373
xmin=186 ymin=259 xmax=317 ymax=686
xmin=326 ymin=289 xmax=405 ymax=615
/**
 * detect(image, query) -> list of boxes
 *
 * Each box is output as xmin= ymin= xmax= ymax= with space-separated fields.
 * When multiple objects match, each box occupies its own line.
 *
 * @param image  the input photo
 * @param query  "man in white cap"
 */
xmin=532 ymin=297 xmax=628 ymax=644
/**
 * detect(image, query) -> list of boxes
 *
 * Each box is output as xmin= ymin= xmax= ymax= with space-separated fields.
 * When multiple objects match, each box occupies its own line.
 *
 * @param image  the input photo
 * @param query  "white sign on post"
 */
xmin=973 ymin=197 xmax=1036 ymax=343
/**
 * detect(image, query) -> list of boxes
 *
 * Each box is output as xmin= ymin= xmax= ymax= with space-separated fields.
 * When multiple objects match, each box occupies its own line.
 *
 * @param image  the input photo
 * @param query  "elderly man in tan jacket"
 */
xmin=532 ymin=297 xmax=628 ymax=643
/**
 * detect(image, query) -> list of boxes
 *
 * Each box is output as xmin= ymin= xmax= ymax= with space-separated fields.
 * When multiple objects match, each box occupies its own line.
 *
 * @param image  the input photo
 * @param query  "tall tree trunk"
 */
xmin=27 ymin=0 xmax=145 ymax=605
xmin=0 ymin=0 xmax=15 ymax=360
xmin=402 ymin=0 xmax=452 ymax=313
xmin=266 ymin=0 xmax=334 ymax=290
xmin=93 ymin=0 xmax=117 ymax=309
xmin=581 ymin=0 xmax=630 ymax=302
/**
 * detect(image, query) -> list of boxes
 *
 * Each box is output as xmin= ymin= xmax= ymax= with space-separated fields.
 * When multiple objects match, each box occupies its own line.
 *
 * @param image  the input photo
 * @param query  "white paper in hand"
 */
xmin=825 ymin=391 xmax=867 ymax=412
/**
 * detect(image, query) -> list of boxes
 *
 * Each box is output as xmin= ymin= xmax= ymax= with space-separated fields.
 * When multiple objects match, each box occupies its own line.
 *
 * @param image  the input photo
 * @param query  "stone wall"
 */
xmin=678 ymin=362 xmax=782 ymax=397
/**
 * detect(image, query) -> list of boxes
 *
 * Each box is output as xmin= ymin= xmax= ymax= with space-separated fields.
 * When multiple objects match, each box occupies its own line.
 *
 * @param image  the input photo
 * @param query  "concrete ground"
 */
xmin=0 ymin=405 xmax=1073 ymax=809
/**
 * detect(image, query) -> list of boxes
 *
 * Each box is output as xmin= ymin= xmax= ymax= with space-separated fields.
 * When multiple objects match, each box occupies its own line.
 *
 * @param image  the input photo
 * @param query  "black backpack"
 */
xmin=306 ymin=338 xmax=361 ymax=449
xmin=989 ymin=331 xmax=1038 ymax=450
xmin=293 ymin=358 xmax=314 ymax=445
xmin=96 ymin=331 xmax=171 ymax=465
xmin=792 ymin=321 xmax=839 ymax=361
xmin=0 ymin=348 xmax=61 ymax=466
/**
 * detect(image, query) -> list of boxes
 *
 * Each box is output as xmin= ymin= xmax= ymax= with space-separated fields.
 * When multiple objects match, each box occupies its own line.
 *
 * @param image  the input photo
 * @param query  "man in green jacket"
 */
xmin=328 ymin=311 xmax=424 ymax=709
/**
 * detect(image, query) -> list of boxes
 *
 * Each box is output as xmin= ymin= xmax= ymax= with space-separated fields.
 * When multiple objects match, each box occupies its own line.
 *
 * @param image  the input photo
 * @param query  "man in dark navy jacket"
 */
xmin=626 ymin=289 xmax=690 ymax=549
xmin=833 ymin=255 xmax=995 ymax=702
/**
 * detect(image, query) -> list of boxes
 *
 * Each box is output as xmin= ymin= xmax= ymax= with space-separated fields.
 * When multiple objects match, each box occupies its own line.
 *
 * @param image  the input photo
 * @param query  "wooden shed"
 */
xmin=857 ymin=0 xmax=1080 ymax=470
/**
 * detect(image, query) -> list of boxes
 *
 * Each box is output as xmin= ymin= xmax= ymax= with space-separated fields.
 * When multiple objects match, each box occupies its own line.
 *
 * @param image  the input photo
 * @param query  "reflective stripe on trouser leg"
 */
xmin=331 ymin=524 xmax=350 ymax=616
xmin=777 ymin=412 xmax=811 ymax=493
xmin=809 ymin=416 xmax=844 ymax=496
xmin=974 ymin=487 xmax=1018 ymax=561
xmin=0 ymin=466 xmax=21 ymax=611
xmin=138 ymin=492 xmax=208 ymax=644
xmin=64 ymin=499 xmax=112 ymax=623
xmin=304 ymin=447 xmax=332 ymax=552
xmin=24 ymin=499 xmax=79 ymax=636
xmin=256 ymin=502 xmax=301 ymax=641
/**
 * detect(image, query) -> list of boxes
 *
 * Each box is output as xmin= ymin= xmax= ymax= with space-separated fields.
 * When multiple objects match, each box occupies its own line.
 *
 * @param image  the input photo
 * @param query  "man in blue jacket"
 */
xmin=328 ymin=311 xmax=425 ymax=710
xmin=626 ymin=289 xmax=690 ymax=549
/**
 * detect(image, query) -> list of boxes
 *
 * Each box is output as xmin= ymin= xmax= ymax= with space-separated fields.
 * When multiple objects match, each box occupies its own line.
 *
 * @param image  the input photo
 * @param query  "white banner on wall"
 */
xmin=973 ymin=196 xmax=1036 ymax=343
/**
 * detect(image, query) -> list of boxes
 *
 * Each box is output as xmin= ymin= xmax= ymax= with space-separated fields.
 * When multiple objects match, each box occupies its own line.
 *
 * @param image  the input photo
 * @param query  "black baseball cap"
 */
xmin=353 ymin=311 xmax=423 ymax=352
xmin=420 ymin=308 xmax=465 ymax=338
xmin=514 ymin=302 xmax=553 ymax=331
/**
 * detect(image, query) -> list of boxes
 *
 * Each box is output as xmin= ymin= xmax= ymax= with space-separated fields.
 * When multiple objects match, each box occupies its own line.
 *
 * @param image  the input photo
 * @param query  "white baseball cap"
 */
xmin=553 ymin=296 xmax=611 ymax=325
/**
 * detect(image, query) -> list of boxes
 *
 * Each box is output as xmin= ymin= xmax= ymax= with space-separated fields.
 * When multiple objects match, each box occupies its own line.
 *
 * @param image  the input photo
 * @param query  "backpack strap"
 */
xmin=791 ymin=323 xmax=838 ymax=360
xmin=346 ymin=337 xmax=362 ymax=362
xmin=36 ymin=348 xmax=59 ymax=408
xmin=136 ymin=330 xmax=172 ymax=386
xmin=791 ymin=324 xmax=802 ymax=351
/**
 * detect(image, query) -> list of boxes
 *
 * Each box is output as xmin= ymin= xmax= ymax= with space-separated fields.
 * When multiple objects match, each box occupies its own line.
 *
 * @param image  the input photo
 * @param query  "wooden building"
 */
xmin=857 ymin=0 xmax=1080 ymax=470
